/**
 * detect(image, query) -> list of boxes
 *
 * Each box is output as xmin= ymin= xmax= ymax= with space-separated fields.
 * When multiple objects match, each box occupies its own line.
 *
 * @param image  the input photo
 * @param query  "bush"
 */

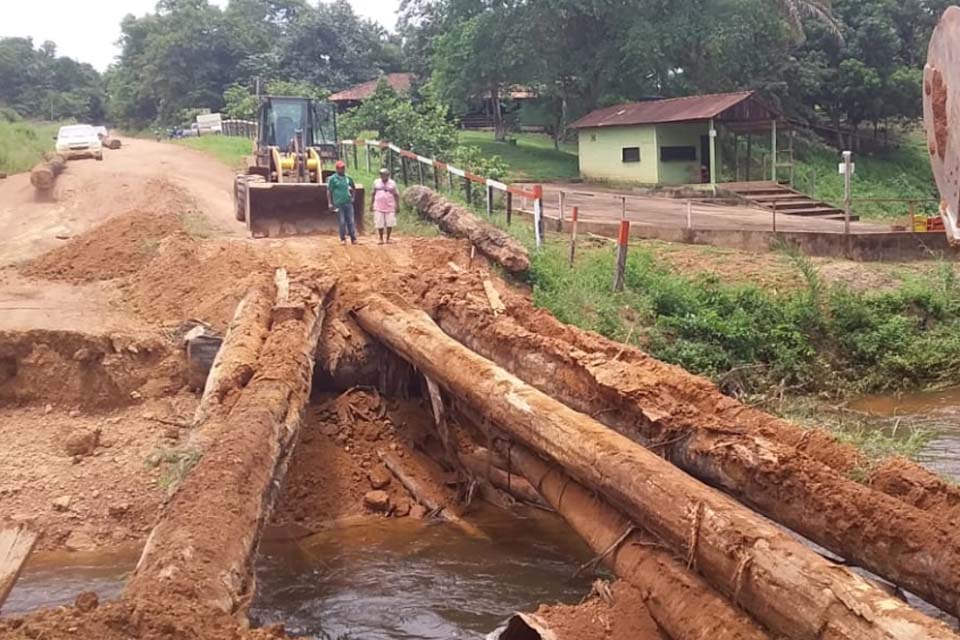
xmin=529 ymin=244 xmax=960 ymax=396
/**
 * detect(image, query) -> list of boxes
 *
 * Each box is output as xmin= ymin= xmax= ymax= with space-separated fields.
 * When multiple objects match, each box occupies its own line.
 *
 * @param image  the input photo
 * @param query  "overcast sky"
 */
xmin=2 ymin=0 xmax=401 ymax=71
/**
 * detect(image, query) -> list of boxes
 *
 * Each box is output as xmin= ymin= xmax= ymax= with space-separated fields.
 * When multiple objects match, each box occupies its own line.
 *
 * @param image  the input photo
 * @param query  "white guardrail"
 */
xmin=338 ymin=139 xmax=545 ymax=248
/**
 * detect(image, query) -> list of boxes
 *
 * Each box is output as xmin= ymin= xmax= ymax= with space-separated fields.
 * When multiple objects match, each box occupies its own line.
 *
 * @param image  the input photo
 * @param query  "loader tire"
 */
xmin=234 ymin=175 xmax=251 ymax=222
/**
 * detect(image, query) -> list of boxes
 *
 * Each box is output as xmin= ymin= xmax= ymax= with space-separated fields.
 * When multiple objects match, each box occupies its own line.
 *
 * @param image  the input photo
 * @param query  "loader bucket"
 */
xmin=245 ymin=182 xmax=365 ymax=238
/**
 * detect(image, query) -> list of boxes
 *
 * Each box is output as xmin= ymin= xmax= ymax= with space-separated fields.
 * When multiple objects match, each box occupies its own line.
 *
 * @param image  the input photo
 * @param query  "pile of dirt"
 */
xmin=0 ymin=394 xmax=198 ymax=552
xmin=21 ymin=206 xmax=186 ymax=284
xmin=0 ymin=329 xmax=186 ymax=410
xmin=0 ymin=596 xmax=284 ymax=640
xmin=272 ymin=389 xmax=462 ymax=531
xmin=506 ymin=581 xmax=665 ymax=640
xmin=122 ymin=237 xmax=271 ymax=331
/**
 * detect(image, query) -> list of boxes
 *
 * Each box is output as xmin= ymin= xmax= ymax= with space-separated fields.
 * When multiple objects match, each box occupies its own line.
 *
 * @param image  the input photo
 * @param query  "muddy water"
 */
xmin=850 ymin=385 xmax=960 ymax=480
xmin=2 ymin=546 xmax=140 ymax=615
xmin=251 ymin=506 xmax=596 ymax=639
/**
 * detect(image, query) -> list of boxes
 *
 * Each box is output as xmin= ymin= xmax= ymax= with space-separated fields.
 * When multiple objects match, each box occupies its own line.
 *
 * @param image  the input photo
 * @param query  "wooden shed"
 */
xmin=570 ymin=91 xmax=783 ymax=187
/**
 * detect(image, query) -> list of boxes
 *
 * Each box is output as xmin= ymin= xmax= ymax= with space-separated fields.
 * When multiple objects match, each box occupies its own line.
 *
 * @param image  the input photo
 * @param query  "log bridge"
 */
xmin=107 ymin=272 xmax=960 ymax=640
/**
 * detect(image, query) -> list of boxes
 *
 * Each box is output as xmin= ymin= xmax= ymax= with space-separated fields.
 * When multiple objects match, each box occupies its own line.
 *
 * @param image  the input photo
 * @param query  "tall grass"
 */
xmin=176 ymin=135 xmax=254 ymax=169
xmin=530 ymin=241 xmax=960 ymax=396
xmin=0 ymin=121 xmax=60 ymax=175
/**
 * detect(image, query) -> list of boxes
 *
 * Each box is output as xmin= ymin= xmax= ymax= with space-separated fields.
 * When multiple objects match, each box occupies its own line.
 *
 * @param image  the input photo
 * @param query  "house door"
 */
xmin=699 ymin=135 xmax=711 ymax=184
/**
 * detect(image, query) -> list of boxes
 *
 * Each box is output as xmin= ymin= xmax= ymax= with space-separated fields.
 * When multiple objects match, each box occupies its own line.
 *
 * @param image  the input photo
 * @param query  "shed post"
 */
xmin=771 ymin=119 xmax=778 ymax=183
xmin=709 ymin=119 xmax=718 ymax=191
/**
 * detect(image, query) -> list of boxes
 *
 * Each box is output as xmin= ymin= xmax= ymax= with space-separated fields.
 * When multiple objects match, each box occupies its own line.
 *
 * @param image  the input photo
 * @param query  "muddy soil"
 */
xmin=0 ymin=395 xmax=197 ymax=552
xmin=272 ymin=389 xmax=471 ymax=533
xmin=514 ymin=581 xmax=666 ymax=640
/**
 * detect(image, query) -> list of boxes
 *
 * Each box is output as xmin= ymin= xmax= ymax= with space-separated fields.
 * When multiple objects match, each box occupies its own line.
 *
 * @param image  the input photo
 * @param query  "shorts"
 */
xmin=374 ymin=210 xmax=397 ymax=230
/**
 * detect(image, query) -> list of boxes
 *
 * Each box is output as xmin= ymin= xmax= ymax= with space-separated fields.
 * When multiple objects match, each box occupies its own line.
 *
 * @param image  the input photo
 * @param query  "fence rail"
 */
xmin=337 ymin=138 xmax=546 ymax=247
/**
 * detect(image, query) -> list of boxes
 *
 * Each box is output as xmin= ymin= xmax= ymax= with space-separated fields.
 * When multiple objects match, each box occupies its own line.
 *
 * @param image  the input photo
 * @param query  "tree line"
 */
xmin=0 ymin=0 xmax=951 ymax=143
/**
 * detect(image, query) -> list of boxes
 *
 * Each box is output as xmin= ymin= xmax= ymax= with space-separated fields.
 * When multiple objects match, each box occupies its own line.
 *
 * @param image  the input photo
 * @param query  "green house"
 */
xmin=570 ymin=91 xmax=783 ymax=188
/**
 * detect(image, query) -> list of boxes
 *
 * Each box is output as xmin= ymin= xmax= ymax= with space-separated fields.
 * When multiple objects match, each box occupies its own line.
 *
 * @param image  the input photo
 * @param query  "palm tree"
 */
xmin=773 ymin=0 xmax=843 ymax=42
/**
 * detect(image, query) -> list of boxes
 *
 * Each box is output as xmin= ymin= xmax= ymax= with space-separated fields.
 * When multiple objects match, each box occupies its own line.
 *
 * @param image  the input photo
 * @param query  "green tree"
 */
xmin=430 ymin=1 xmax=536 ymax=141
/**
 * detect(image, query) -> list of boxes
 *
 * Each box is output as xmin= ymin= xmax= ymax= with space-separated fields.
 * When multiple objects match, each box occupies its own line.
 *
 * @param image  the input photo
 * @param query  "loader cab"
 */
xmin=256 ymin=96 xmax=338 ymax=158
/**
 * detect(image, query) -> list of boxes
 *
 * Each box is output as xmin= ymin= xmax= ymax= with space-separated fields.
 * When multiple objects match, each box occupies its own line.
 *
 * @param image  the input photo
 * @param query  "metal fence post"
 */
xmin=613 ymin=220 xmax=630 ymax=291
xmin=568 ymin=206 xmax=579 ymax=267
xmin=842 ymin=150 xmax=853 ymax=237
xmin=401 ymin=156 xmax=409 ymax=186
xmin=465 ymin=177 xmax=471 ymax=204
xmin=434 ymin=165 xmax=440 ymax=191
xmin=486 ymin=185 xmax=494 ymax=216
xmin=506 ymin=191 xmax=513 ymax=226
xmin=533 ymin=185 xmax=544 ymax=249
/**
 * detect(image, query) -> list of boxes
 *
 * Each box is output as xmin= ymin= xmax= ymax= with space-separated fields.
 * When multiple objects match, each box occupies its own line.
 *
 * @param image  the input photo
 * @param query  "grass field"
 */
xmin=176 ymin=135 xmax=253 ymax=168
xmin=458 ymin=131 xmax=579 ymax=182
xmin=0 ymin=121 xmax=60 ymax=175
xmin=793 ymin=132 xmax=939 ymax=221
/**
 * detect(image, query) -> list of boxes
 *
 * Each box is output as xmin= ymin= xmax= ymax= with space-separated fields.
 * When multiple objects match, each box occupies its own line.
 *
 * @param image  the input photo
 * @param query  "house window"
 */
xmin=622 ymin=147 xmax=641 ymax=163
xmin=660 ymin=146 xmax=697 ymax=162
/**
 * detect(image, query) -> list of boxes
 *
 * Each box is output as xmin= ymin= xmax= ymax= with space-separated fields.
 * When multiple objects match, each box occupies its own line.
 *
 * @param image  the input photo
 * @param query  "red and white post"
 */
xmin=613 ymin=219 xmax=630 ymax=291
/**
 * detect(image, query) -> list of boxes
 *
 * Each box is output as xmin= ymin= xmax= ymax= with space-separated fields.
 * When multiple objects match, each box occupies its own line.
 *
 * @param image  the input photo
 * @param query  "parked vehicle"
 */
xmin=55 ymin=124 xmax=103 ymax=161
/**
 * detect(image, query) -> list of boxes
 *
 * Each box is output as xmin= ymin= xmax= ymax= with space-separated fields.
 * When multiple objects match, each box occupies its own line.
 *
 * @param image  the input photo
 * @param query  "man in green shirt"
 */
xmin=327 ymin=160 xmax=356 ymax=244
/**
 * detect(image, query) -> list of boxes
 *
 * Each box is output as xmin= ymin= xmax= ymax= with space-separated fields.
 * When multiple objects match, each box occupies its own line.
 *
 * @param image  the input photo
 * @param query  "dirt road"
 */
xmin=0 ymin=138 xmax=240 ymax=269
xmin=540 ymin=182 xmax=893 ymax=233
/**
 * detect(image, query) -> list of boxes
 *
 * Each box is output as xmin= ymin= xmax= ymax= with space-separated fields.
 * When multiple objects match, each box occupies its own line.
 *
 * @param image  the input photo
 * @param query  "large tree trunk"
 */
xmin=126 ymin=276 xmax=333 ymax=614
xmin=30 ymin=154 xmax=66 ymax=191
xmin=192 ymin=273 xmax=275 ymax=429
xmin=352 ymin=294 xmax=957 ymax=640
xmin=403 ymin=186 xmax=530 ymax=273
xmin=430 ymin=292 xmax=960 ymax=619
xmin=499 ymin=440 xmax=770 ymax=640
xmin=492 ymin=84 xmax=505 ymax=141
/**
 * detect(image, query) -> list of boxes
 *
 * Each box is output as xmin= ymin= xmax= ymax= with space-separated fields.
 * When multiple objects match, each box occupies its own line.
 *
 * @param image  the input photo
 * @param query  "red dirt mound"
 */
xmin=20 ymin=211 xmax=183 ymax=283
xmin=123 ymin=237 xmax=271 ymax=331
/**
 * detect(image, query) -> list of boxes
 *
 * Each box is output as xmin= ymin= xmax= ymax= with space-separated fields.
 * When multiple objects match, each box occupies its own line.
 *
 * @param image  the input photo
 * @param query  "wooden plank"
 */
xmin=0 ymin=526 xmax=38 ymax=612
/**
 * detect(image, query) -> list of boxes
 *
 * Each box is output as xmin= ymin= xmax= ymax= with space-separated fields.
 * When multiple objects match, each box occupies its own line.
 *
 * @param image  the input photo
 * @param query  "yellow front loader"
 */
xmin=233 ymin=95 xmax=364 ymax=238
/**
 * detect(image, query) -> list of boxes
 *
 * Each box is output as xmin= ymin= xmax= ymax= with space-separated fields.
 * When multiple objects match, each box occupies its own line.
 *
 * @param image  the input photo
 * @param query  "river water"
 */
xmin=2 ymin=546 xmax=140 ymax=615
xmin=849 ymin=385 xmax=960 ymax=480
xmin=250 ymin=506 xmax=596 ymax=639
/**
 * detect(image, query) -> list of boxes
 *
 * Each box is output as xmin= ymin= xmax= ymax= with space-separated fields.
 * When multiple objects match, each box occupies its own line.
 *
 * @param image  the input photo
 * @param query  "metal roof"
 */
xmin=328 ymin=73 xmax=415 ymax=102
xmin=570 ymin=91 xmax=778 ymax=129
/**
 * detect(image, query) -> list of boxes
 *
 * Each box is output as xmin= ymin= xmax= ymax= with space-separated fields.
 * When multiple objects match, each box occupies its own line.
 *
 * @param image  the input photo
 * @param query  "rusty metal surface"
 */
xmin=570 ymin=91 xmax=781 ymax=129
xmin=923 ymin=6 xmax=960 ymax=245
xmin=328 ymin=73 xmax=415 ymax=103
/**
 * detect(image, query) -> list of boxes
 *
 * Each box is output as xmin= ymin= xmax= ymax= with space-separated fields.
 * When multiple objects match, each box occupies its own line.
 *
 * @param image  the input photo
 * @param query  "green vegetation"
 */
xmin=527 ymin=239 xmax=960 ymax=397
xmin=793 ymin=133 xmax=939 ymax=221
xmin=458 ymin=131 xmax=579 ymax=182
xmin=779 ymin=398 xmax=938 ymax=480
xmin=0 ymin=120 xmax=59 ymax=175
xmin=176 ymin=136 xmax=252 ymax=168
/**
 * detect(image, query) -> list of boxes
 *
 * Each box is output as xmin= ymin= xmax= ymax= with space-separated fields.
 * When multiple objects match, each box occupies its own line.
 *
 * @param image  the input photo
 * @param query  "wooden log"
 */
xmin=126 ymin=276 xmax=334 ymax=614
xmin=379 ymin=451 xmax=487 ymax=539
xmin=458 ymin=449 xmax=546 ymax=507
xmin=0 ymin=526 xmax=38 ymax=613
xmin=431 ymin=296 xmax=960 ymax=618
xmin=192 ymin=274 xmax=275 ymax=428
xmin=30 ymin=156 xmax=66 ymax=191
xmin=352 ymin=294 xmax=958 ymax=640
xmin=403 ymin=185 xmax=530 ymax=273
xmin=505 ymin=444 xmax=770 ymax=640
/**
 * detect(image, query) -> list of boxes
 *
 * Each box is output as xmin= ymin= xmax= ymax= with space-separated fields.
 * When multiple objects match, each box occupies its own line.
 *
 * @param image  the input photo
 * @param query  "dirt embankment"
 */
xmin=272 ymin=389 xmax=468 ymax=532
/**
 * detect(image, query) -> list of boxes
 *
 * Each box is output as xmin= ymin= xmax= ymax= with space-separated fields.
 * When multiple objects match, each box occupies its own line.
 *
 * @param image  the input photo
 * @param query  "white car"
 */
xmin=55 ymin=124 xmax=103 ymax=161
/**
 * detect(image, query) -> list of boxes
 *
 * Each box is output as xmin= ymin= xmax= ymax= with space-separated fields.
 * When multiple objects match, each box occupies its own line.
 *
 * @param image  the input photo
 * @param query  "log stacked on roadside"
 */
xmin=403 ymin=185 xmax=530 ymax=273
xmin=30 ymin=154 xmax=66 ymax=191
